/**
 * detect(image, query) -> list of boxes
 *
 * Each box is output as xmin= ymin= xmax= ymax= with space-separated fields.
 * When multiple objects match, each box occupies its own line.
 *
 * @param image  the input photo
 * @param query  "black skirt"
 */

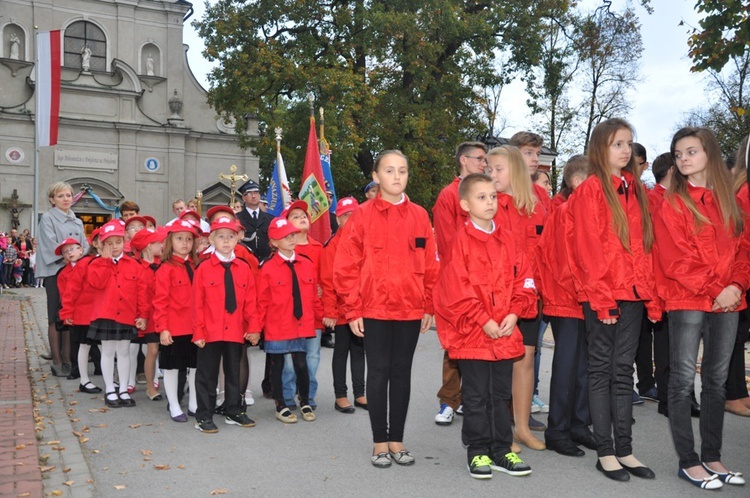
xmin=87 ymin=319 xmax=137 ymax=342
xmin=70 ymin=324 xmax=99 ymax=345
xmin=159 ymin=335 xmax=197 ymax=370
xmin=138 ymin=332 xmax=160 ymax=344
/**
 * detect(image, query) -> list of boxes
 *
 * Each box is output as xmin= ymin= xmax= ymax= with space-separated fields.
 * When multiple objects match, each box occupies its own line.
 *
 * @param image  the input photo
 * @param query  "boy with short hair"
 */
xmin=434 ymin=173 xmax=537 ymax=479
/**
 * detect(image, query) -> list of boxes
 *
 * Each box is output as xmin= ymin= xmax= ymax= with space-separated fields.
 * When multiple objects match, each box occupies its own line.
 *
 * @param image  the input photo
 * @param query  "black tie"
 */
xmin=222 ymin=262 xmax=237 ymax=313
xmin=184 ymin=261 xmax=194 ymax=283
xmin=252 ymin=211 xmax=258 ymax=222
xmin=286 ymin=261 xmax=303 ymax=320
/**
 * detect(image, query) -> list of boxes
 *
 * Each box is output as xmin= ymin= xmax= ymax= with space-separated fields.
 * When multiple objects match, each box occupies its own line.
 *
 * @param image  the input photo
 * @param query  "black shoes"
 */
xmin=195 ymin=419 xmax=219 ymax=433
xmin=619 ymin=462 xmax=656 ymax=479
xmin=321 ymin=334 xmax=335 ymax=348
xmin=334 ymin=402 xmax=355 ymax=414
xmin=571 ymin=432 xmax=597 ymax=451
xmin=79 ymin=382 xmax=102 ymax=394
xmin=354 ymin=399 xmax=368 ymax=410
xmin=105 ymin=392 xmax=121 ymax=408
xmin=546 ymin=439 xmax=585 ymax=457
xmin=596 ymin=460 xmax=630 ymax=482
xmin=225 ymin=412 xmax=256 ymax=427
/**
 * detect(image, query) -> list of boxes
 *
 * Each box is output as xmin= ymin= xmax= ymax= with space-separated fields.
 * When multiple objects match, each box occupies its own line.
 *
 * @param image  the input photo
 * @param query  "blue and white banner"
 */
xmin=266 ymin=150 xmax=291 ymax=216
xmin=321 ymin=152 xmax=337 ymax=213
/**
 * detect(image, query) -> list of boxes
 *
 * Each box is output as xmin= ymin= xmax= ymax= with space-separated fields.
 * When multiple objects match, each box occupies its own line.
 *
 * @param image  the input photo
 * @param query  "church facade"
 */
xmin=0 ymin=0 xmax=259 ymax=232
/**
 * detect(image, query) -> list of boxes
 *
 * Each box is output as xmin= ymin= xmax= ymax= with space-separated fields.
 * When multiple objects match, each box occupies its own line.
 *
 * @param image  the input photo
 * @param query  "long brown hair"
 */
xmin=732 ymin=134 xmax=749 ymax=193
xmin=588 ymin=118 xmax=653 ymax=252
xmin=669 ymin=127 xmax=743 ymax=236
xmin=162 ymin=231 xmax=197 ymax=266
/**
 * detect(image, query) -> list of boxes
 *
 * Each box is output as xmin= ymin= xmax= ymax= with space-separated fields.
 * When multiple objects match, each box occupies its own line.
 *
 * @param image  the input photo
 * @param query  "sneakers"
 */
xmin=632 ymin=390 xmax=644 ymax=405
xmin=194 ymin=419 xmax=219 ymax=433
xmin=531 ymin=394 xmax=549 ymax=414
xmin=468 ymin=455 xmax=493 ymax=479
xmin=435 ymin=403 xmax=455 ymax=426
xmin=491 ymin=452 xmax=532 ymax=476
xmin=639 ymin=387 xmax=658 ymax=402
xmin=225 ymin=412 xmax=256 ymax=427
xmin=456 ymin=404 xmax=464 ymax=415
xmin=528 ymin=415 xmax=546 ymax=431
xmin=136 ymin=373 xmax=147 ymax=384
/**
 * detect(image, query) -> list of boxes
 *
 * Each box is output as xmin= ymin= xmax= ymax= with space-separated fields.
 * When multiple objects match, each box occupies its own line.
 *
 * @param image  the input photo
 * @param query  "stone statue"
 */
xmin=81 ymin=45 xmax=91 ymax=71
xmin=9 ymin=33 xmax=20 ymax=60
xmin=146 ymin=54 xmax=155 ymax=76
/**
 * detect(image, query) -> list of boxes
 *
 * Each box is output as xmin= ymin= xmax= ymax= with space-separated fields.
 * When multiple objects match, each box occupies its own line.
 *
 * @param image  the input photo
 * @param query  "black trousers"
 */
xmin=545 ymin=316 xmax=591 ymax=442
xmin=195 ymin=341 xmax=243 ymax=421
xmin=269 ymin=352 xmax=309 ymax=411
xmin=583 ymin=301 xmax=643 ymax=458
xmin=459 ymin=359 xmax=513 ymax=463
xmin=726 ymin=305 xmax=750 ymax=401
xmin=635 ymin=314 xmax=656 ymax=393
xmin=332 ymin=324 xmax=365 ymax=398
xmin=363 ymin=319 xmax=420 ymax=443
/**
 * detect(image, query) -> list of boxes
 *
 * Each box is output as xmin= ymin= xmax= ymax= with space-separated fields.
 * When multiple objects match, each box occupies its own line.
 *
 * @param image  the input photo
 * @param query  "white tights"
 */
xmin=101 ymin=340 xmax=131 ymax=400
xmin=163 ymin=368 xmax=197 ymax=417
xmin=78 ymin=343 xmax=93 ymax=386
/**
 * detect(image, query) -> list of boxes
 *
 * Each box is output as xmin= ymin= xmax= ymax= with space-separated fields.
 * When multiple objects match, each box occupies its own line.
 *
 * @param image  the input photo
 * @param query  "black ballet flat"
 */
xmin=354 ymin=399 xmax=368 ymax=410
xmin=619 ymin=462 xmax=656 ymax=479
xmin=596 ymin=461 xmax=630 ymax=482
xmin=335 ymin=402 xmax=355 ymax=414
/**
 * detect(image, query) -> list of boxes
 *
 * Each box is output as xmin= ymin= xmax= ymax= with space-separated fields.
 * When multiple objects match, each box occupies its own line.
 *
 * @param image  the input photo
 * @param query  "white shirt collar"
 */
xmin=245 ymin=206 xmax=259 ymax=216
xmin=471 ymin=219 xmax=495 ymax=234
xmin=278 ymin=250 xmax=296 ymax=262
xmin=215 ymin=250 xmax=235 ymax=263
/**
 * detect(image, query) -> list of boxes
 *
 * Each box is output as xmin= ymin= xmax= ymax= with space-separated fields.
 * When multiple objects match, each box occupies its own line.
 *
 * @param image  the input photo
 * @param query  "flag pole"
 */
xmin=32 ymin=29 xmax=40 ymax=237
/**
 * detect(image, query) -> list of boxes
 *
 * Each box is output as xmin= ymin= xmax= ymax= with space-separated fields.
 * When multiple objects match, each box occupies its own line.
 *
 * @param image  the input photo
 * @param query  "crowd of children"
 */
xmin=45 ymin=122 xmax=748 ymax=491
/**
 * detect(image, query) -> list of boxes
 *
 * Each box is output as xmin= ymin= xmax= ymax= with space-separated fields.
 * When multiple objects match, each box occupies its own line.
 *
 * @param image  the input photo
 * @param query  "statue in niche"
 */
xmin=9 ymin=33 xmax=20 ymax=60
xmin=146 ymin=53 xmax=155 ymax=76
xmin=81 ymin=45 xmax=91 ymax=71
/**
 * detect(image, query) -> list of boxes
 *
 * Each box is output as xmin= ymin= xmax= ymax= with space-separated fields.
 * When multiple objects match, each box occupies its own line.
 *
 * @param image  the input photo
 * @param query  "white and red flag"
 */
xmin=35 ymin=30 xmax=62 ymax=147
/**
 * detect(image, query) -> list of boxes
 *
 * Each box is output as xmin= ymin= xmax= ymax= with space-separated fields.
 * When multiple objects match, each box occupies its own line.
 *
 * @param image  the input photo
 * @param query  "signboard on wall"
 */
xmin=55 ymin=149 xmax=118 ymax=171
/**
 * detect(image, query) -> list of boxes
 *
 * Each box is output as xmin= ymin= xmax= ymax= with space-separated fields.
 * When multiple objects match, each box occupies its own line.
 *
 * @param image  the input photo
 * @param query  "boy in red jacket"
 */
xmin=434 ymin=173 xmax=536 ymax=479
xmin=193 ymin=216 xmax=260 ymax=433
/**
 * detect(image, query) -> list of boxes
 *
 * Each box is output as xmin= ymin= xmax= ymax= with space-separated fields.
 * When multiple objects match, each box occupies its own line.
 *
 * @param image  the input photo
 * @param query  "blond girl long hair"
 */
xmin=488 ymin=145 xmax=536 ymax=216
xmin=587 ymin=118 xmax=653 ymax=252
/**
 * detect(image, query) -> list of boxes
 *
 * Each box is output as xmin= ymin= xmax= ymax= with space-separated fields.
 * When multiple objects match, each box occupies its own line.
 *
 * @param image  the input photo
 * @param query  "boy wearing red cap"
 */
xmin=193 ymin=216 xmax=260 ymax=433
xmin=54 ymin=238 xmax=84 ymax=377
xmin=257 ymin=217 xmax=323 ymax=423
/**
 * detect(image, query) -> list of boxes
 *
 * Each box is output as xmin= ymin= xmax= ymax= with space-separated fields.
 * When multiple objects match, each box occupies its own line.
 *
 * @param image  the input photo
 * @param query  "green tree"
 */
xmin=688 ymin=0 xmax=750 ymax=74
xmin=195 ymin=0 xmax=566 ymax=208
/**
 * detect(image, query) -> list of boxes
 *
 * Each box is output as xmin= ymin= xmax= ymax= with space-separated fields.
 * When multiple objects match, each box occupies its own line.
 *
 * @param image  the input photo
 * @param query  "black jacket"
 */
xmin=236 ymin=207 xmax=275 ymax=261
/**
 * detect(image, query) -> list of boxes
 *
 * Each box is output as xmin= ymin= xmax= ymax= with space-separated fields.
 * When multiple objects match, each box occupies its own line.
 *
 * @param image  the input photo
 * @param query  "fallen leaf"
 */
xmin=129 ymin=423 xmax=142 ymax=429
xmin=52 ymin=446 xmax=66 ymax=451
xmin=143 ymin=458 xmax=152 ymax=462
xmin=140 ymin=449 xmax=152 ymax=456
xmin=92 ymin=450 xmax=100 ymax=454
xmin=63 ymin=480 xmax=74 ymax=486
xmin=40 ymin=466 xmax=56 ymax=472
xmin=79 ymin=437 xmax=90 ymax=444
xmin=210 ymin=490 xmax=228 ymax=495
xmin=177 ymin=464 xmax=185 ymax=469
xmin=154 ymin=464 xmax=170 ymax=470
xmin=87 ymin=479 xmax=94 ymax=484
xmin=114 ymin=485 xmax=126 ymax=490
xmin=69 ymin=400 xmax=78 ymax=405
xmin=15 ymin=444 xmax=26 ymax=450
xmin=96 ymin=424 xmax=108 ymax=428
xmin=63 ymin=467 xmax=71 ymax=473
xmin=18 ymin=493 xmax=31 ymax=497
xmin=46 ymin=441 xmax=61 ymax=445
xmin=51 ymin=491 xmax=62 ymax=496
xmin=72 ymin=431 xmax=82 ymax=437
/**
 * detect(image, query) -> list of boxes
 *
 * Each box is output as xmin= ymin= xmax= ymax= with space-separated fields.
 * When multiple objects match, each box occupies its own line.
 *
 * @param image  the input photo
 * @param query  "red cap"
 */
xmin=282 ymin=200 xmax=309 ymax=219
xmin=268 ymin=217 xmax=301 ymax=240
xmin=142 ymin=215 xmax=157 ymax=227
xmin=335 ymin=197 xmax=359 ymax=216
xmin=131 ymin=228 xmax=167 ymax=252
xmin=124 ymin=216 xmax=147 ymax=230
xmin=54 ymin=238 xmax=82 ymax=256
xmin=99 ymin=221 xmax=126 ymax=242
xmin=206 ymin=205 xmax=235 ymax=221
xmin=167 ymin=219 xmax=200 ymax=236
xmin=90 ymin=227 xmax=102 ymax=242
xmin=178 ymin=209 xmax=201 ymax=221
xmin=210 ymin=216 xmax=239 ymax=233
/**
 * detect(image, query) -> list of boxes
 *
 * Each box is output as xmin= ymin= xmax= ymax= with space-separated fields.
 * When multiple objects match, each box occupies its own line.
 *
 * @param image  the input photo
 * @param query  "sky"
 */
xmin=182 ymin=0 xmax=711 ymax=161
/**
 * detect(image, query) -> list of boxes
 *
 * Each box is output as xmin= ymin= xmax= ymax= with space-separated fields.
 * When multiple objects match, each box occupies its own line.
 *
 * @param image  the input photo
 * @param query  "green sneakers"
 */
xmin=468 ymin=455 xmax=493 ymax=479
xmin=490 ymin=452 xmax=532 ymax=476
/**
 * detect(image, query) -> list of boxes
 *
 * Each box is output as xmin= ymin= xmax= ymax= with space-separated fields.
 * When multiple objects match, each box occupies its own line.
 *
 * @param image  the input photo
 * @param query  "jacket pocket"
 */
xmin=409 ymin=236 xmax=426 ymax=275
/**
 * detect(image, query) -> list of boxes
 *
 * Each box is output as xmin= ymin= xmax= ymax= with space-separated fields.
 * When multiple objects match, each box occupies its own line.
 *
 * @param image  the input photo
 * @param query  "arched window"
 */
xmin=63 ymin=21 xmax=106 ymax=71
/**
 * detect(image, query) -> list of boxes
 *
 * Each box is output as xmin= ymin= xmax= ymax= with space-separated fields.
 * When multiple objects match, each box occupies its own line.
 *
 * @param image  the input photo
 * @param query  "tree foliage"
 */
xmin=195 ymin=0 xmax=566 ymax=208
xmin=688 ymin=0 xmax=750 ymax=73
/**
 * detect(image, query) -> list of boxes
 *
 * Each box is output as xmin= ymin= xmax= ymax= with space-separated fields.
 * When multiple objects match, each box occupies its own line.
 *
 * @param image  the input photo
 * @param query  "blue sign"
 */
xmin=145 ymin=157 xmax=160 ymax=172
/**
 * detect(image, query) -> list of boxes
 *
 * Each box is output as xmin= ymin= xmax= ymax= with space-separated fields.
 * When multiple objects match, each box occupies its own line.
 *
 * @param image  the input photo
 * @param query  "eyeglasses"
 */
xmin=464 ymin=155 xmax=487 ymax=163
xmin=61 ymin=247 xmax=80 ymax=255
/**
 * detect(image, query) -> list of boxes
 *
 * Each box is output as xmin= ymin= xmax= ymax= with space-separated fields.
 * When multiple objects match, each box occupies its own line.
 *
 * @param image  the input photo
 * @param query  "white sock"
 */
xmin=101 ymin=341 xmax=117 ymax=396
xmin=164 ymin=369 xmax=182 ymax=417
xmin=117 ymin=341 xmax=132 ymax=398
xmin=128 ymin=343 xmax=139 ymax=387
xmin=78 ymin=343 xmax=92 ymax=386
xmin=188 ymin=368 xmax=198 ymax=413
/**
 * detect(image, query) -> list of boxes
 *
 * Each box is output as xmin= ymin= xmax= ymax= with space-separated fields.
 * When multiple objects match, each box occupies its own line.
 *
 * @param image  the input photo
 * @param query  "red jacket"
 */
xmin=432 ymin=177 xmax=466 ymax=260
xmin=333 ymin=194 xmax=439 ymax=321
xmin=153 ymin=256 xmax=196 ymax=337
xmin=201 ymin=244 xmax=259 ymax=280
xmin=647 ymin=183 xmax=667 ymax=213
xmin=320 ymin=232 xmax=346 ymax=325
xmin=494 ymin=192 xmax=547 ymax=286
xmin=257 ymin=252 xmax=323 ymax=341
xmin=87 ymin=255 xmax=150 ymax=326
xmin=550 ymin=192 xmax=566 ymax=212
xmin=295 ymin=237 xmax=323 ymax=275
xmin=56 ymin=263 xmax=74 ymax=321
xmin=137 ymin=259 xmax=159 ymax=337
xmin=565 ymin=172 xmax=659 ymax=321
xmin=59 ymin=255 xmax=96 ymax=326
xmin=535 ymin=202 xmax=583 ymax=319
xmin=193 ymin=254 xmax=259 ymax=343
xmin=533 ymin=183 xmax=552 ymax=212
xmin=654 ymin=184 xmax=750 ymax=312
xmin=434 ymin=221 xmax=534 ymax=361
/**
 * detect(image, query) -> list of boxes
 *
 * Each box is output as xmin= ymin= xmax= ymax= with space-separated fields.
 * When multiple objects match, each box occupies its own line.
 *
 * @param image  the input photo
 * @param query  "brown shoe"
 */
xmin=514 ymin=432 xmax=546 ymax=451
xmin=725 ymin=399 xmax=750 ymax=417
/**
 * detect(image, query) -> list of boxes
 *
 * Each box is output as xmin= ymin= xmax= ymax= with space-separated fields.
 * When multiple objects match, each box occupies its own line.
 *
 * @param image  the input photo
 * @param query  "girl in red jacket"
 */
xmin=86 ymin=221 xmax=149 ymax=408
xmin=154 ymin=221 xmax=200 ymax=423
xmin=333 ymin=150 xmax=439 ymax=468
xmin=280 ymin=200 xmax=324 ymax=409
xmin=565 ymin=118 xmax=658 ymax=482
xmin=130 ymin=228 xmax=167 ymax=401
xmin=486 ymin=145 xmax=546 ymax=451
xmin=60 ymin=231 xmax=102 ymax=394
xmin=654 ymin=128 xmax=748 ymax=489
xmin=193 ymin=216 xmax=260 ymax=433
xmin=257 ymin=217 xmax=323 ymax=423
xmin=435 ymin=173 xmax=536 ymax=479
xmin=54 ymin=238 xmax=84 ymax=380
xmin=321 ymin=197 xmax=366 ymax=413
